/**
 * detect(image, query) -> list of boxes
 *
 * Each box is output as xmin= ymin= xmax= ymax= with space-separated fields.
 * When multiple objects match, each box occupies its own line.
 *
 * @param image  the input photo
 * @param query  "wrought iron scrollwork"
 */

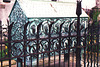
xmin=9 ymin=18 xmax=88 ymax=64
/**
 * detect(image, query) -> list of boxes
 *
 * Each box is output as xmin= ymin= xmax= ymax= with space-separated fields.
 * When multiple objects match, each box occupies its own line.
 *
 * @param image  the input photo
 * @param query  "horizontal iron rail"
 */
xmin=0 ymin=43 xmax=98 ymax=61
xmin=0 ymin=32 xmax=99 ymax=44
xmin=0 ymin=34 xmax=89 ymax=44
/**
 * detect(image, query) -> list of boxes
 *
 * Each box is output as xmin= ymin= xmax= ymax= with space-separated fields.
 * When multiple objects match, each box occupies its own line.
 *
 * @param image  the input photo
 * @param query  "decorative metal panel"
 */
xmin=9 ymin=1 xmax=88 ymax=66
xmin=9 ymin=17 xmax=88 ymax=65
xmin=10 ymin=1 xmax=28 ymax=40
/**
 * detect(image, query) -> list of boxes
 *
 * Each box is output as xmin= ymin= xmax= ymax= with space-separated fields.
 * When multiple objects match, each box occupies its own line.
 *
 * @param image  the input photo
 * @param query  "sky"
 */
xmin=59 ymin=0 xmax=96 ymax=9
xmin=82 ymin=0 xmax=96 ymax=9
xmin=33 ymin=0 xmax=96 ymax=9
xmin=23 ymin=0 xmax=96 ymax=9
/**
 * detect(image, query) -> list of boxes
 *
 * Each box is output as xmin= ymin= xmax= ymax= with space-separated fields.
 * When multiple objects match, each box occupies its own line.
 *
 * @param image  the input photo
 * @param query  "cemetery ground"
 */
xmin=0 ymin=52 xmax=100 ymax=67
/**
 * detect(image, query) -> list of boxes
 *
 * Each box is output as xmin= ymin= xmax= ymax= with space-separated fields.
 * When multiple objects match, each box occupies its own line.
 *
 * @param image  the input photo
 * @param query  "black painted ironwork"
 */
xmin=0 ymin=1 xmax=99 ymax=67
xmin=0 ymin=19 xmax=99 ymax=67
xmin=0 ymin=20 xmax=2 ymax=67
xmin=8 ymin=22 xmax=14 ymax=67
xmin=76 ymin=1 xmax=82 ymax=67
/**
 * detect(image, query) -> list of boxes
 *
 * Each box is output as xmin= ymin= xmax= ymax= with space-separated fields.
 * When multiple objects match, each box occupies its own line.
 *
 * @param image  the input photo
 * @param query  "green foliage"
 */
xmin=0 ymin=38 xmax=8 ymax=58
xmin=0 ymin=49 xmax=8 ymax=58
xmin=92 ymin=9 xmax=100 ymax=22
xmin=87 ymin=8 xmax=100 ymax=52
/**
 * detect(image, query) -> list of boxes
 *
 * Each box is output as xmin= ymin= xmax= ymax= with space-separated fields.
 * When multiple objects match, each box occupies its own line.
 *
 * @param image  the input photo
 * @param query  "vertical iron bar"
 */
xmin=59 ymin=23 xmax=62 ymax=67
xmin=36 ymin=28 xmax=39 ymax=67
xmin=54 ymin=51 xmax=55 ymax=67
xmin=31 ymin=56 xmax=32 ymax=67
xmin=68 ymin=39 xmax=70 ymax=67
xmin=43 ymin=53 xmax=44 ymax=67
xmin=67 ymin=21 xmax=74 ymax=67
xmin=24 ymin=25 xmax=27 ymax=67
xmin=97 ymin=21 xmax=100 ymax=67
xmin=24 ymin=47 xmax=26 ymax=67
xmin=76 ymin=1 xmax=82 ymax=67
xmin=0 ymin=21 xmax=2 ymax=67
xmin=8 ymin=22 xmax=14 ymax=67
xmin=21 ymin=59 xmax=22 ymax=67
xmin=48 ymin=25 xmax=51 ymax=67
xmin=90 ymin=23 xmax=93 ymax=67
xmin=93 ymin=22 xmax=96 ymax=67
xmin=64 ymin=49 xmax=65 ymax=67
xmin=76 ymin=15 xmax=81 ymax=67
xmin=24 ymin=27 xmax=26 ymax=67
xmin=72 ymin=49 xmax=74 ymax=67
xmin=37 ymin=22 xmax=43 ymax=67
xmin=48 ymin=21 xmax=55 ymax=67
xmin=17 ymin=59 xmax=18 ymax=67
xmin=23 ymin=22 xmax=30 ymax=67
xmin=36 ymin=35 xmax=39 ymax=67
xmin=59 ymin=38 xmax=61 ymax=67
xmin=60 ymin=22 xmax=65 ymax=67
xmin=87 ymin=21 xmax=90 ymax=67
xmin=84 ymin=28 xmax=87 ymax=67
xmin=17 ymin=58 xmax=23 ymax=67
xmin=68 ymin=33 xmax=70 ymax=67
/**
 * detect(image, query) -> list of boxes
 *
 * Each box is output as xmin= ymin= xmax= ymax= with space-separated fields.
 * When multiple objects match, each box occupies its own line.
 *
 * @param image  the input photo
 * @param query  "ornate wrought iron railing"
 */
xmin=0 ymin=18 xmax=99 ymax=67
xmin=0 ymin=1 xmax=99 ymax=67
